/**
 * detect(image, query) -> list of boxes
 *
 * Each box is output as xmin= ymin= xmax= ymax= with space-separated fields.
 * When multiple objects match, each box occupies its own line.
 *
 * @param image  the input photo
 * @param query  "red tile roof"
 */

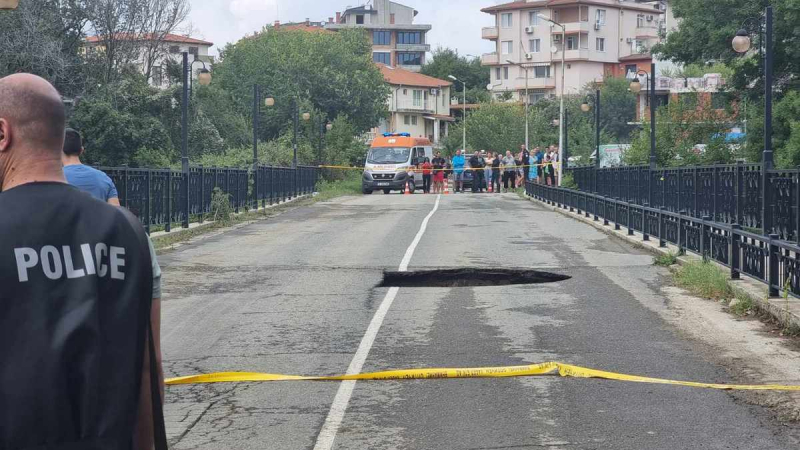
xmin=482 ymin=0 xmax=663 ymax=14
xmin=619 ymin=53 xmax=653 ymax=61
xmin=377 ymin=64 xmax=452 ymax=88
xmin=85 ymin=33 xmax=213 ymax=46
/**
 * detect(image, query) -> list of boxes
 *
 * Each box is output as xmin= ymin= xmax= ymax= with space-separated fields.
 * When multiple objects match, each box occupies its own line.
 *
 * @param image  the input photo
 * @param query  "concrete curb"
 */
xmin=524 ymin=194 xmax=800 ymax=332
xmin=150 ymin=193 xmax=315 ymax=249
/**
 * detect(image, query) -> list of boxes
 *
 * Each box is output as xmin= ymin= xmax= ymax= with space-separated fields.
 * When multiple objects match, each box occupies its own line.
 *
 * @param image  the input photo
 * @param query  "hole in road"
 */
xmin=379 ymin=268 xmax=570 ymax=288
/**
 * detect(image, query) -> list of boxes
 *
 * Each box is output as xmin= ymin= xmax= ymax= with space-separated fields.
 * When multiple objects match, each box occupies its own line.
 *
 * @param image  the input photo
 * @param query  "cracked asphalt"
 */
xmin=159 ymin=192 xmax=800 ymax=449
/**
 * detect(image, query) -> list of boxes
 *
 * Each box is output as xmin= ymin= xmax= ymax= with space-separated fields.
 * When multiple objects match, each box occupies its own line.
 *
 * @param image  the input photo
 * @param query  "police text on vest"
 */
xmin=14 ymin=244 xmax=125 ymax=282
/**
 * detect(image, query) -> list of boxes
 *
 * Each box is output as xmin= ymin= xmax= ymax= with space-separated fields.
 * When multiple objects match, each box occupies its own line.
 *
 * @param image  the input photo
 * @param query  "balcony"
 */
xmin=553 ymin=48 xmax=590 ymax=60
xmin=482 ymin=26 xmax=499 ymax=40
xmin=396 ymin=43 xmax=431 ymax=52
xmin=481 ymin=52 xmax=499 ymax=65
xmin=563 ymin=22 xmax=590 ymax=33
xmin=395 ymin=99 xmax=435 ymax=113
xmin=500 ymin=76 xmax=556 ymax=91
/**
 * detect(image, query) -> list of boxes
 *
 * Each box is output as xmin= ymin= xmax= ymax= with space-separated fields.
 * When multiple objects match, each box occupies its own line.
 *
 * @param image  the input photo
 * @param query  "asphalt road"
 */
xmin=160 ymin=192 xmax=799 ymax=449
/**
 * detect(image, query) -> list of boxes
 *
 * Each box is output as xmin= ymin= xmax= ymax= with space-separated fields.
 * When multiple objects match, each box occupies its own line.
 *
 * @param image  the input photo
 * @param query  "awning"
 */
xmin=423 ymin=115 xmax=456 ymax=122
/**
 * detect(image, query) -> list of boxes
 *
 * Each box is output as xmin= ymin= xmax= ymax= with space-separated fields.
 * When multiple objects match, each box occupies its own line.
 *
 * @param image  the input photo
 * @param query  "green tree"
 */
xmin=213 ymin=28 xmax=389 ymax=140
xmin=587 ymin=77 xmax=637 ymax=143
xmin=422 ymin=47 xmax=490 ymax=104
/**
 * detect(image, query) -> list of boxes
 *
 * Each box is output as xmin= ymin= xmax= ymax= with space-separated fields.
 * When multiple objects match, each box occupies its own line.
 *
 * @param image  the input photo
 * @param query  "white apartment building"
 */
xmin=373 ymin=64 xmax=453 ymax=145
xmin=325 ymin=0 xmax=431 ymax=72
xmin=84 ymin=34 xmax=214 ymax=88
xmin=481 ymin=0 xmax=665 ymax=102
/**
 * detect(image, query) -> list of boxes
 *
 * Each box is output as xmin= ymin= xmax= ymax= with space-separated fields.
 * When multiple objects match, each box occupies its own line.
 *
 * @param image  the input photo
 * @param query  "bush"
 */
xmin=653 ymin=251 xmax=678 ymax=267
xmin=209 ymin=188 xmax=233 ymax=224
xmin=674 ymin=260 xmax=733 ymax=300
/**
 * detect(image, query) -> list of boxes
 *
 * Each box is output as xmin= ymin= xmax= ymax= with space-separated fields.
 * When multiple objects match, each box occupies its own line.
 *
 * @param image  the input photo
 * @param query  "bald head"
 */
xmin=0 ymin=74 xmax=66 ymax=156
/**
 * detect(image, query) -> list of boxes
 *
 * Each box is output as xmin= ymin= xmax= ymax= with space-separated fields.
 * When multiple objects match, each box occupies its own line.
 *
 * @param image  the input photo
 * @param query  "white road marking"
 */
xmin=313 ymin=194 xmax=442 ymax=450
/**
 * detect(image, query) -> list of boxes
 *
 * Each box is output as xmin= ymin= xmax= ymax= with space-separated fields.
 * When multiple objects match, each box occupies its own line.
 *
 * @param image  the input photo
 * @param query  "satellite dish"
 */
xmin=551 ymin=46 xmax=558 ymax=53
xmin=487 ymin=83 xmax=494 ymax=91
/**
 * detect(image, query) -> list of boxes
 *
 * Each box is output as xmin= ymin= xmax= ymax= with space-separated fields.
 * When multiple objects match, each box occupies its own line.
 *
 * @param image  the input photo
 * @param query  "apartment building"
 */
xmin=372 ymin=64 xmax=453 ymax=145
xmin=480 ymin=0 xmax=665 ymax=102
xmin=325 ymin=0 xmax=432 ymax=72
xmin=84 ymin=33 xmax=214 ymax=88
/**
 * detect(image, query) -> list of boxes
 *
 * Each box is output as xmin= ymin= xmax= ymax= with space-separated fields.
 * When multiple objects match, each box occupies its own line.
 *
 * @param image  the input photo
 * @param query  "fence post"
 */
xmin=731 ymin=224 xmax=741 ymax=280
xmin=614 ymin=198 xmax=621 ymax=230
xmin=693 ymin=166 xmax=698 ymax=218
xmin=795 ymin=172 xmax=800 ymax=244
xmin=735 ymin=161 xmax=743 ymax=224
xmin=603 ymin=198 xmax=609 ymax=226
xmin=122 ymin=167 xmax=129 ymax=209
xmin=199 ymin=166 xmax=205 ymax=223
xmin=145 ymin=170 xmax=151 ymax=234
xmin=677 ymin=209 xmax=686 ymax=255
xmin=712 ymin=166 xmax=719 ymax=222
xmin=658 ymin=207 xmax=666 ymax=247
xmin=643 ymin=202 xmax=650 ymax=241
xmin=627 ymin=202 xmax=634 ymax=235
xmin=593 ymin=193 xmax=599 ymax=221
xmin=768 ymin=233 xmax=780 ymax=297
xmin=253 ymin=166 xmax=258 ymax=211
xmin=166 ymin=170 xmax=172 ymax=233
xmin=701 ymin=215 xmax=711 ymax=260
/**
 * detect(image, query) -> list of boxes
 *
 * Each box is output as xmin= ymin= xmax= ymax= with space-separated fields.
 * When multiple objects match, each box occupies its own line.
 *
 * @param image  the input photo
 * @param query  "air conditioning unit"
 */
xmin=525 ymin=26 xmax=535 ymax=34
xmin=646 ymin=15 xmax=654 ymax=22
xmin=430 ymin=88 xmax=439 ymax=96
xmin=525 ymin=53 xmax=534 ymax=60
xmin=594 ymin=22 xmax=601 ymax=30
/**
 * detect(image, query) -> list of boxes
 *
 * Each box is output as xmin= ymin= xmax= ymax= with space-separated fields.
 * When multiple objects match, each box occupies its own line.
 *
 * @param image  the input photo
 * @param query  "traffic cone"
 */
xmin=444 ymin=180 xmax=450 ymax=195
xmin=488 ymin=180 xmax=493 ymax=193
xmin=404 ymin=181 xmax=411 ymax=195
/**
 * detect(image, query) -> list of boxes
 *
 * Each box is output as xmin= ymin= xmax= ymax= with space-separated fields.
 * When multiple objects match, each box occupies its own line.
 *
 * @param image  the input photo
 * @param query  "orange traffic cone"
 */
xmin=404 ymin=181 xmax=411 ymax=195
xmin=488 ymin=181 xmax=493 ymax=193
xmin=444 ymin=180 xmax=450 ymax=195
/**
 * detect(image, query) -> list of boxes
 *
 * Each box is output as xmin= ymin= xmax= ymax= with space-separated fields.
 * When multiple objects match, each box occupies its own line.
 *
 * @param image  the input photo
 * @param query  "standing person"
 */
xmin=421 ymin=157 xmax=432 ymax=194
xmin=432 ymin=151 xmax=445 ymax=194
xmin=530 ymin=147 xmax=542 ymax=184
xmin=544 ymin=152 xmax=556 ymax=186
xmin=0 ymin=74 xmax=165 ymax=450
xmin=491 ymin=151 xmax=502 ymax=193
xmin=469 ymin=151 xmax=485 ymax=193
xmin=515 ymin=148 xmax=525 ymax=188
xmin=502 ymin=150 xmax=517 ymax=192
xmin=521 ymin=145 xmax=531 ymax=185
xmin=62 ymin=129 xmax=121 ymax=205
xmin=483 ymin=151 xmax=492 ymax=190
xmin=451 ymin=149 xmax=465 ymax=193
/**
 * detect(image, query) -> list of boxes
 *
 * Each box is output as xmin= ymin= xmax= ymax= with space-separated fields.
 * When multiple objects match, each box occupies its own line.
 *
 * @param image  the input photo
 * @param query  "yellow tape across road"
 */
xmin=165 ymin=362 xmax=800 ymax=391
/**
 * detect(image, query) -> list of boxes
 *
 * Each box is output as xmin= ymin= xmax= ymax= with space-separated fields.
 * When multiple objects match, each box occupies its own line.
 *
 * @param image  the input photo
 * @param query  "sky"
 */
xmin=187 ymin=0 xmax=499 ymax=57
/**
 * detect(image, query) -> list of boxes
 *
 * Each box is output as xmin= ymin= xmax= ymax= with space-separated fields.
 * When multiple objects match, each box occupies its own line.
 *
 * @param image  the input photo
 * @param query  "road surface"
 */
xmin=160 ymin=192 xmax=799 ymax=449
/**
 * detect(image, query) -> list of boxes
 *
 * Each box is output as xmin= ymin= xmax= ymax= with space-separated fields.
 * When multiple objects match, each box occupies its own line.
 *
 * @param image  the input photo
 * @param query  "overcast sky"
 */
xmin=187 ymin=0 xmax=499 ymax=57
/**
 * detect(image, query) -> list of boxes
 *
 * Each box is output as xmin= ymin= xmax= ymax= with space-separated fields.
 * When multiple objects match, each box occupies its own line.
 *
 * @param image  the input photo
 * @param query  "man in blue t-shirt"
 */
xmin=61 ymin=128 xmax=120 ymax=205
xmin=451 ymin=149 xmax=466 ymax=193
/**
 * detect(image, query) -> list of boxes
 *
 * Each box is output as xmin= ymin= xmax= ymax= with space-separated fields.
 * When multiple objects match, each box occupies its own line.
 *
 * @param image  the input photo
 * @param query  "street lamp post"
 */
xmin=181 ymin=51 xmax=212 ymax=228
xmin=539 ymin=14 xmax=566 ymax=185
xmin=448 ymin=75 xmax=467 ymax=151
xmin=629 ymin=63 xmax=657 ymax=169
xmin=582 ymin=90 xmax=601 ymax=192
xmin=506 ymin=60 xmax=531 ymax=150
xmin=733 ymin=6 xmax=774 ymax=238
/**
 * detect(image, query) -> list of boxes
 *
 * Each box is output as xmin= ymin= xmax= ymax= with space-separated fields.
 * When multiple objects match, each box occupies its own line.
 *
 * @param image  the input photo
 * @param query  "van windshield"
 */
xmin=368 ymin=147 xmax=411 ymax=164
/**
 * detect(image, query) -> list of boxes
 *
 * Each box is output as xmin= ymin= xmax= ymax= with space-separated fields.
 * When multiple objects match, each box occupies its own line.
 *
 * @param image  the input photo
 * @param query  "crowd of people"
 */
xmin=417 ymin=145 xmax=561 ymax=194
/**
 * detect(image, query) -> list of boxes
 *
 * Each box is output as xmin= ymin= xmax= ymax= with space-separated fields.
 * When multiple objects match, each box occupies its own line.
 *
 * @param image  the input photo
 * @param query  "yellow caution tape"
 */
xmin=165 ymin=362 xmax=800 ymax=391
xmin=318 ymin=162 xmax=561 ymax=173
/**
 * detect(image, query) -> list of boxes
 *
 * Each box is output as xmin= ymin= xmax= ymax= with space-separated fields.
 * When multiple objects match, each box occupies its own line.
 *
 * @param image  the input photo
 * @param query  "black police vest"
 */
xmin=0 ymin=182 xmax=153 ymax=450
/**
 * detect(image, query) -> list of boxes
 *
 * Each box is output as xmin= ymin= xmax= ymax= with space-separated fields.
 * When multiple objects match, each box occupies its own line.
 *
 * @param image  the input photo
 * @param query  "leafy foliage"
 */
xmin=421 ymin=48 xmax=490 ymax=104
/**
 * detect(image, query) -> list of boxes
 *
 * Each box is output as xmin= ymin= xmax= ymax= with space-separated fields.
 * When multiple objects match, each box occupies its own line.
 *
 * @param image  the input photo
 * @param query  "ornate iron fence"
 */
xmin=527 ymin=179 xmax=800 ymax=299
xmin=569 ymin=163 xmax=800 ymax=243
xmin=102 ymin=165 xmax=319 ymax=233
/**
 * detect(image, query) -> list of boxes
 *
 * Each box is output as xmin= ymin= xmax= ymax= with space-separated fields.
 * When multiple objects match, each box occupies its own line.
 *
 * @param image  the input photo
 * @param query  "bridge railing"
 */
xmin=102 ymin=165 xmax=319 ymax=233
xmin=526 ymin=177 xmax=800 ymax=299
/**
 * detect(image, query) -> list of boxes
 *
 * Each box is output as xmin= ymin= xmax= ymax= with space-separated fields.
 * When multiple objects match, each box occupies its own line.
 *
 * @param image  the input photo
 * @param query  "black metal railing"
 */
xmin=102 ymin=165 xmax=319 ymax=233
xmin=569 ymin=163 xmax=800 ymax=243
xmin=526 ymin=179 xmax=800 ymax=299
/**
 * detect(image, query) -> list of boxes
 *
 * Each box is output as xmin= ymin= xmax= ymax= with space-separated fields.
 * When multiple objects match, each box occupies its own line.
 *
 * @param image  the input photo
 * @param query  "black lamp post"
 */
xmin=629 ymin=63 xmax=657 ymax=170
xmin=317 ymin=117 xmax=333 ymax=166
xmin=733 ymin=6 xmax=774 ymax=235
xmin=181 ymin=51 xmax=212 ymax=228
xmin=581 ymin=89 xmax=601 ymax=191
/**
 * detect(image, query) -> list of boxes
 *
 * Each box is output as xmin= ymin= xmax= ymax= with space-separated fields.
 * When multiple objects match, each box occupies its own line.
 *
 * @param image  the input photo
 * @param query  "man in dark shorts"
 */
xmin=432 ymin=151 xmax=446 ymax=194
xmin=0 ymin=74 xmax=164 ymax=450
xmin=521 ymin=145 xmax=531 ymax=182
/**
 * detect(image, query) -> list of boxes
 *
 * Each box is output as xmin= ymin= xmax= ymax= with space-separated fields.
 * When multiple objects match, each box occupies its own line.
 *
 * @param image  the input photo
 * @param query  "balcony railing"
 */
xmin=482 ymin=26 xmax=499 ymax=40
xmin=395 ymin=99 xmax=435 ymax=112
xmin=481 ymin=52 xmax=499 ymax=65
xmin=396 ymin=43 xmax=431 ymax=52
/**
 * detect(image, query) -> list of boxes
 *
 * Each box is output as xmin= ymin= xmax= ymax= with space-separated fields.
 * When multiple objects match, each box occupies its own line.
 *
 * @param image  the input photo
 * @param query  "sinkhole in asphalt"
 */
xmin=379 ymin=268 xmax=571 ymax=288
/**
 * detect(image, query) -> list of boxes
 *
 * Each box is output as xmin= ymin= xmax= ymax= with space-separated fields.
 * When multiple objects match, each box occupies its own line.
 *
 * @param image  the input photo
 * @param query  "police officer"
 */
xmin=0 ymin=74 xmax=165 ymax=449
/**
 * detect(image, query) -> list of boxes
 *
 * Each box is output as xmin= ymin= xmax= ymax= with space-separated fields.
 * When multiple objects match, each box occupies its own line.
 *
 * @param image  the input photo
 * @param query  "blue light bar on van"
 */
xmin=382 ymin=133 xmax=411 ymax=137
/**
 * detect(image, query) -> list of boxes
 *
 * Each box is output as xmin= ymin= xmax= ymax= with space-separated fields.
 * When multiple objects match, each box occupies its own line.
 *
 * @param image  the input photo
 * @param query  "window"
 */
xmin=397 ymin=32 xmax=422 ymax=45
xmin=534 ymin=66 xmax=550 ymax=78
xmin=596 ymin=9 xmax=606 ymax=25
xmin=580 ymin=6 xmax=589 ymax=22
xmin=397 ymin=52 xmax=422 ymax=66
xmin=566 ymin=36 xmax=577 ymax=50
xmin=188 ymin=46 xmax=199 ymax=55
xmin=495 ymin=67 xmax=501 ymax=80
xmin=501 ymin=40 xmax=513 ymax=55
xmin=528 ymin=10 xmax=540 ymax=25
xmin=390 ymin=13 xmax=395 ymax=24
xmin=356 ymin=14 xmax=364 ymax=24
xmin=596 ymin=37 xmax=605 ymax=52
xmin=373 ymin=52 xmax=391 ymax=64
xmin=373 ymin=30 xmax=391 ymax=45
xmin=501 ymin=13 xmax=513 ymax=28
xmin=711 ymin=92 xmax=728 ymax=110
xmin=413 ymin=90 xmax=423 ymax=107
xmin=580 ymin=33 xmax=589 ymax=49
xmin=529 ymin=90 xmax=547 ymax=104
xmin=411 ymin=115 xmax=418 ymax=126
xmin=404 ymin=115 xmax=410 ymax=125
xmin=634 ymin=39 xmax=646 ymax=53
xmin=169 ymin=45 xmax=180 ymax=54
xmin=637 ymin=14 xmax=645 ymax=28
xmin=625 ymin=64 xmax=638 ymax=77
xmin=503 ymin=67 xmax=509 ymax=80
xmin=680 ymin=93 xmax=698 ymax=109
xmin=529 ymin=39 xmax=541 ymax=53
